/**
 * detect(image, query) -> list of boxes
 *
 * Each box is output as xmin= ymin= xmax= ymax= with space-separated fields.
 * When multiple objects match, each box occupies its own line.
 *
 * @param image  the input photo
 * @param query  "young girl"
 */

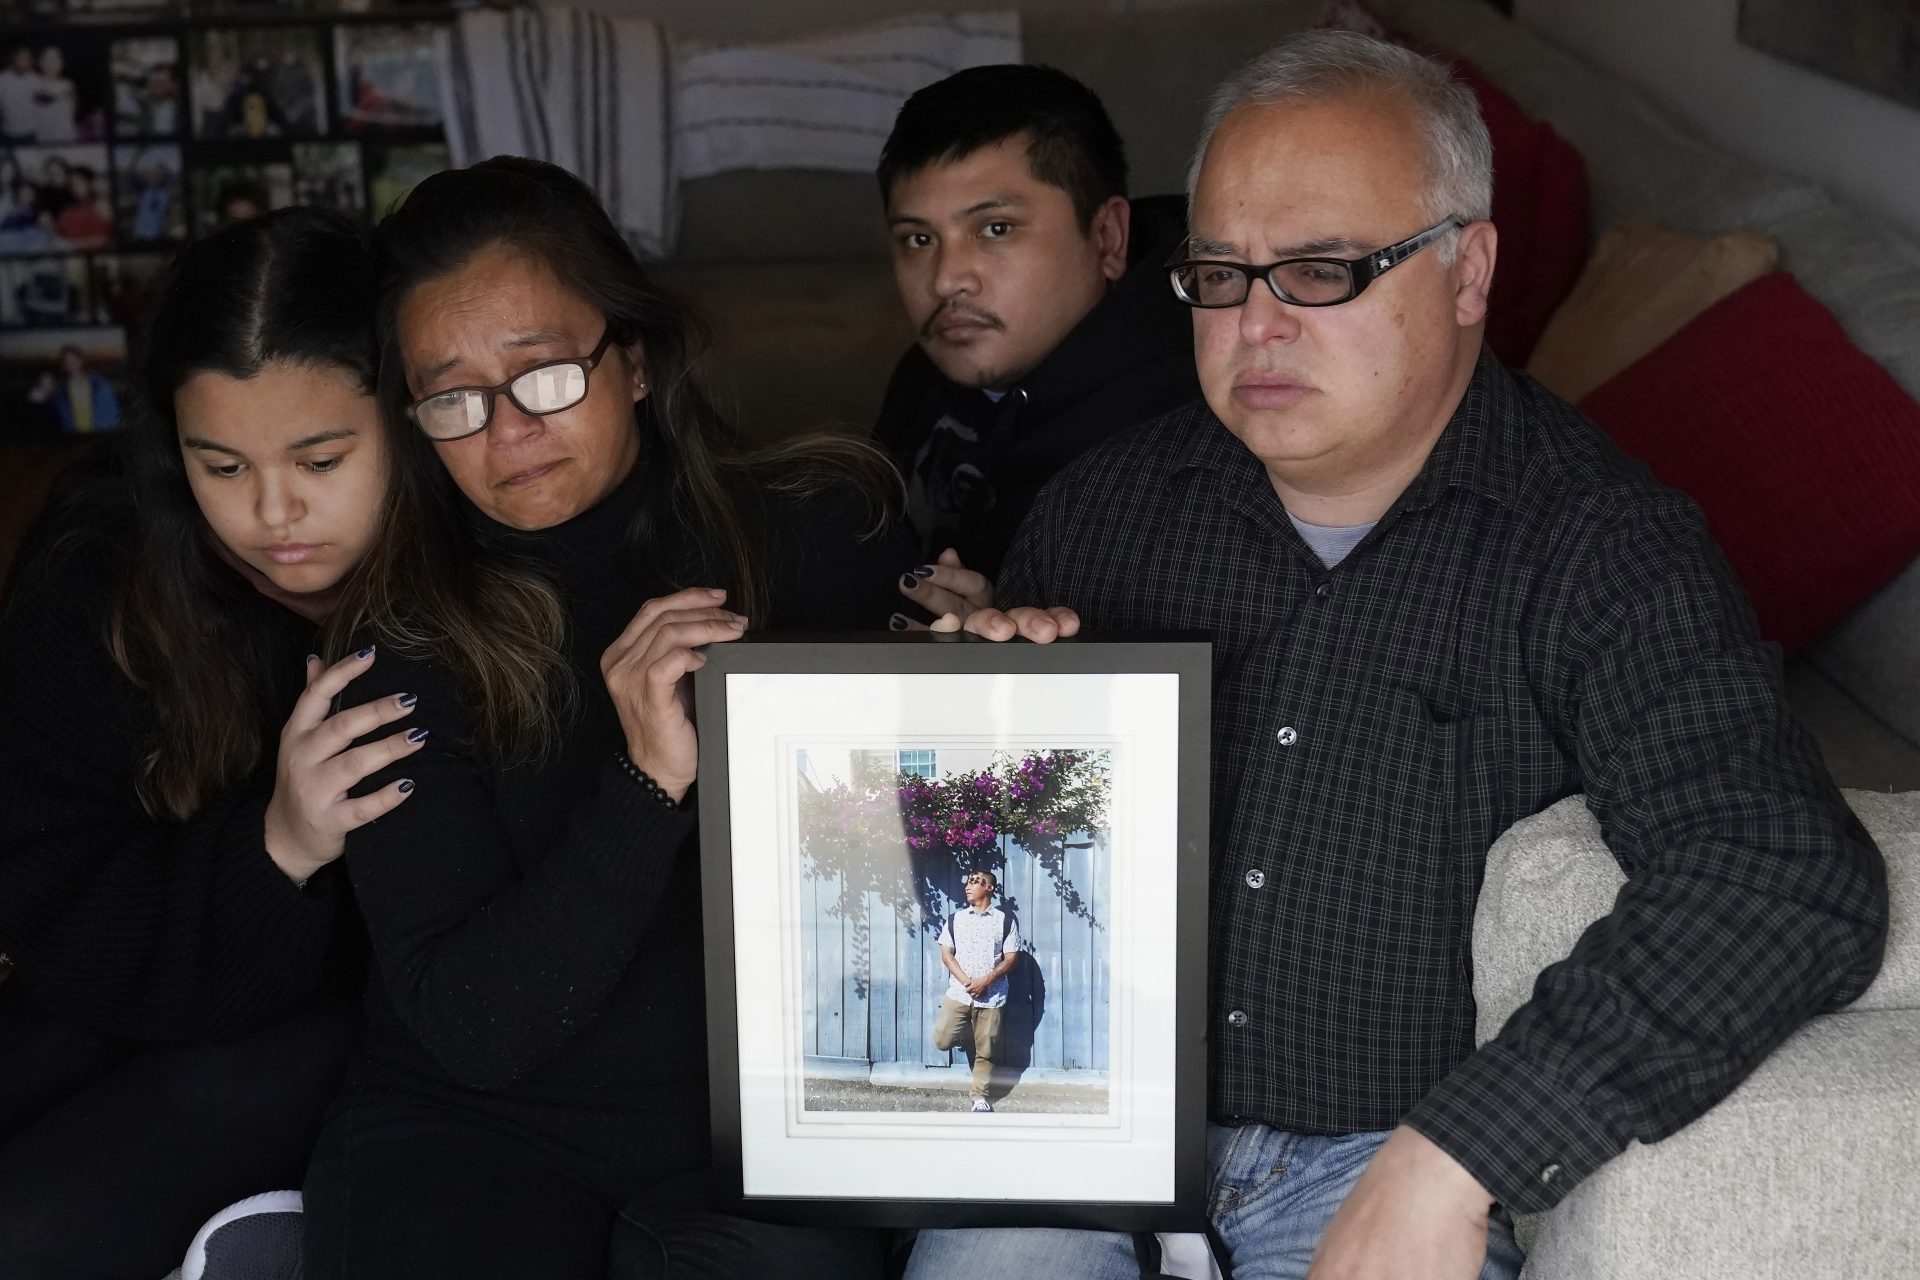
xmin=0 ymin=208 xmax=418 ymax=1277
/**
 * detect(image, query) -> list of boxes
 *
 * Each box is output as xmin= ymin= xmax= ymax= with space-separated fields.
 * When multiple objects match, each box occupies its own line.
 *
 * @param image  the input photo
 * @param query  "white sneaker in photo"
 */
xmin=180 ymin=1189 xmax=305 ymax=1280
xmin=970 ymin=1098 xmax=993 ymax=1113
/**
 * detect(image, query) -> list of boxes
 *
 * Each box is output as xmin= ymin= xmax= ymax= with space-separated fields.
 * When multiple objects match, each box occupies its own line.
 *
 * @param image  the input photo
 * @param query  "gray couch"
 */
xmin=656 ymin=0 xmax=1920 ymax=794
xmin=1476 ymin=791 xmax=1918 ymax=1279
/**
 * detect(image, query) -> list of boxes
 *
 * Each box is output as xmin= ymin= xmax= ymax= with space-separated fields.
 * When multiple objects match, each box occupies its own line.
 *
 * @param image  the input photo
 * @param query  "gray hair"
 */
xmin=1187 ymin=31 xmax=1493 ymax=263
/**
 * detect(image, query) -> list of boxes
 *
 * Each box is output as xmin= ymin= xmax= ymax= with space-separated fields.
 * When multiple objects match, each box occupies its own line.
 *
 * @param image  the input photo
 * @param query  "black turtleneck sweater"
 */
xmin=0 ymin=470 xmax=346 ymax=1043
xmin=335 ymin=469 xmax=909 ymax=1186
xmin=874 ymin=193 xmax=1202 ymax=578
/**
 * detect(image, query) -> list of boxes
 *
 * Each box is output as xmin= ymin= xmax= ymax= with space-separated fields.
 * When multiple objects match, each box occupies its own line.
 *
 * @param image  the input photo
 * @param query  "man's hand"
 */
xmin=893 ymin=548 xmax=994 ymax=628
xmin=966 ymin=976 xmax=992 ymax=999
xmin=960 ymin=605 xmax=1081 ymax=643
xmin=1306 ymin=1126 xmax=1494 ymax=1280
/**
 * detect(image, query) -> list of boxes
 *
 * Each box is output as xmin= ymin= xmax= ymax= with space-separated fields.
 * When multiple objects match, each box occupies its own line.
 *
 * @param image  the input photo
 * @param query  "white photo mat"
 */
xmin=725 ymin=671 xmax=1183 ymax=1205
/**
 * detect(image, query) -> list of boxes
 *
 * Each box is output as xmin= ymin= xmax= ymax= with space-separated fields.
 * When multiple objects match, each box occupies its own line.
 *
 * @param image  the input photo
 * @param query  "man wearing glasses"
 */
xmin=932 ymin=869 xmax=1022 ymax=1114
xmin=874 ymin=64 xmax=1199 ymax=608
xmin=920 ymin=30 xmax=1885 ymax=1280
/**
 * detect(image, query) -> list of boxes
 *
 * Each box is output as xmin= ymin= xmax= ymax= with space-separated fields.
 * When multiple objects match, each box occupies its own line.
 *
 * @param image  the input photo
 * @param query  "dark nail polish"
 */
xmin=900 ymin=573 xmax=918 ymax=590
xmin=356 ymin=644 xmax=376 ymax=660
xmin=407 ymin=728 xmax=429 ymax=744
xmin=396 ymin=692 xmax=418 ymax=708
xmin=398 ymin=779 xmax=414 ymax=794
xmin=912 ymin=565 xmax=936 ymax=579
xmin=888 ymin=614 xmax=909 ymax=631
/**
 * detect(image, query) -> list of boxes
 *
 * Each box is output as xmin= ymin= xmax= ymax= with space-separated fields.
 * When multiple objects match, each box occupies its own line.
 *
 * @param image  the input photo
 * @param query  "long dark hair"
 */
xmin=113 ymin=207 xmax=568 ymax=820
xmin=111 ymin=208 xmax=381 ymax=821
xmin=371 ymin=157 xmax=898 ymax=640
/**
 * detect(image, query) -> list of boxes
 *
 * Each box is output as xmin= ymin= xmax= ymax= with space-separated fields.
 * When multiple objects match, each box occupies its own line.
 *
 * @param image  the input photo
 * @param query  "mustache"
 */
xmin=920 ymin=302 xmax=1003 ymax=342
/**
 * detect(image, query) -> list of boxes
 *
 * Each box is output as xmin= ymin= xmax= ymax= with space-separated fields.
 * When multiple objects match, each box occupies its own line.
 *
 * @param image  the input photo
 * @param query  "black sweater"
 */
xmin=336 ymin=468 xmax=908 ymax=1185
xmin=0 ymin=475 xmax=345 ymax=1042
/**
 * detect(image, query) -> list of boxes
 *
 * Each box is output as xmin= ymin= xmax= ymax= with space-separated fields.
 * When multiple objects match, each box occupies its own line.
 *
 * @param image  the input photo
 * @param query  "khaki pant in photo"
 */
xmin=931 ymin=998 xmax=1002 ymax=1100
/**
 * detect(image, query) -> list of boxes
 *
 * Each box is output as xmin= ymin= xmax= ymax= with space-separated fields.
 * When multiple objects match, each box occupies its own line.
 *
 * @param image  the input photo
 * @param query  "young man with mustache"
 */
xmin=875 ymin=64 xmax=1199 ymax=590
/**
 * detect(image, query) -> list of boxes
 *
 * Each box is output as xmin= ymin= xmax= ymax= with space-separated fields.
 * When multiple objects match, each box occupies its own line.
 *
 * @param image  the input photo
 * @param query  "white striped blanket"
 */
xmin=439 ymin=6 xmax=674 ymax=258
xmin=673 ymin=11 xmax=1021 ymax=180
xmin=439 ymin=7 xmax=1020 ymax=258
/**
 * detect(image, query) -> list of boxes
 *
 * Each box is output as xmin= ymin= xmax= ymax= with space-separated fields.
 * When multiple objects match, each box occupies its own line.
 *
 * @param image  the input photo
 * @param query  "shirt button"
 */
xmin=1315 ymin=582 xmax=1332 ymax=600
xmin=1226 ymin=1009 xmax=1249 ymax=1029
xmin=1540 ymin=1163 xmax=1561 ymax=1185
xmin=1276 ymin=726 xmax=1299 ymax=746
xmin=1245 ymin=869 xmax=1265 ymax=889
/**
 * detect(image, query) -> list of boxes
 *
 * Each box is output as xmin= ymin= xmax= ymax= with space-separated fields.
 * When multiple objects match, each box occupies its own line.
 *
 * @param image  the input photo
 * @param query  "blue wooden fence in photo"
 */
xmin=801 ymin=831 xmax=1110 ymax=1076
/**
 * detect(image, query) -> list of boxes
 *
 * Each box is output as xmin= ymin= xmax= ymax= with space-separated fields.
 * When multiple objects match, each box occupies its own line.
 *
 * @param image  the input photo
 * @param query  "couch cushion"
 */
xmin=1372 ymin=0 xmax=1834 ymax=238
xmin=1519 ymin=1005 xmax=1920 ymax=1280
xmin=1782 ymin=660 xmax=1920 ymax=795
xmin=1577 ymin=272 xmax=1920 ymax=654
xmin=1467 ymin=66 xmax=1589 ymax=370
xmin=653 ymin=260 xmax=911 ymax=441
xmin=1473 ymin=789 xmax=1918 ymax=1044
xmin=675 ymin=170 xmax=889 ymax=266
xmin=1808 ymin=560 xmax=1920 ymax=752
xmin=1526 ymin=223 xmax=1779 ymax=404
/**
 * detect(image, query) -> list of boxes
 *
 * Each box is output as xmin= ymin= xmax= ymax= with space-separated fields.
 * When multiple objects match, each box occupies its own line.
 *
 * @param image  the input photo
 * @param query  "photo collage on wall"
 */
xmin=0 ymin=1 xmax=453 ymax=437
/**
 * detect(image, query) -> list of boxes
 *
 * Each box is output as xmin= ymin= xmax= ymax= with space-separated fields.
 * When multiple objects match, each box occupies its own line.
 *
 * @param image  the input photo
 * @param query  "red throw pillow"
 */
xmin=1446 ymin=61 xmax=1591 ymax=369
xmin=1579 ymin=272 xmax=1920 ymax=652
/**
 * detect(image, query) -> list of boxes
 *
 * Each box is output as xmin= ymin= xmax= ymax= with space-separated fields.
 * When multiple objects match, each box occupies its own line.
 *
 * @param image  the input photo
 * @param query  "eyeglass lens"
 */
xmin=416 ymin=361 xmax=591 ymax=438
xmin=1175 ymin=260 xmax=1354 ymax=307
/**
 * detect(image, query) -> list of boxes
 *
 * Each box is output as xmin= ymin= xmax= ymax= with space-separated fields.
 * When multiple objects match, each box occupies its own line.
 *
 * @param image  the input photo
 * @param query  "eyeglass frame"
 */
xmin=404 ymin=328 xmax=620 ymax=442
xmin=1166 ymin=215 xmax=1468 ymax=310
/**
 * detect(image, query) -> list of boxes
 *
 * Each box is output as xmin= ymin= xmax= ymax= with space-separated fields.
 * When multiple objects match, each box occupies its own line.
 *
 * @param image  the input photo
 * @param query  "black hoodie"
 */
xmin=873 ymin=194 xmax=1201 ymax=578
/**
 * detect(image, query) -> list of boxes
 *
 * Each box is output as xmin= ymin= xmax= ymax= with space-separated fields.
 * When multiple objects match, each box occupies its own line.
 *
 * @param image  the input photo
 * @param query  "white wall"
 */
xmin=1514 ymin=0 xmax=1920 ymax=242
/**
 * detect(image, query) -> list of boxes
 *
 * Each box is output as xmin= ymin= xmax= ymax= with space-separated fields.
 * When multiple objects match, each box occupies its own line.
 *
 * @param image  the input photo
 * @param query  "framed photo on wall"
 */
xmin=695 ymin=633 xmax=1210 ymax=1229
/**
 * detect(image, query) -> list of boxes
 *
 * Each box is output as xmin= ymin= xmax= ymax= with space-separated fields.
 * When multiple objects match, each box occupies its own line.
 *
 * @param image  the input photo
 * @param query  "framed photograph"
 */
xmin=1740 ymin=0 xmax=1920 ymax=112
xmin=696 ymin=634 xmax=1210 ymax=1229
xmin=109 ymin=35 xmax=181 ymax=138
xmin=292 ymin=140 xmax=363 ymax=214
xmin=189 ymin=158 xmax=290 ymax=234
xmin=0 ymin=325 xmax=126 ymax=434
xmin=62 ymin=0 xmax=180 ymax=17
xmin=92 ymin=251 xmax=169 ymax=328
xmin=0 ymin=33 xmax=109 ymax=145
xmin=365 ymin=138 xmax=445 ymax=217
xmin=0 ymin=254 xmax=90 ymax=327
xmin=0 ymin=144 xmax=112 ymax=255
xmin=113 ymin=142 xmax=184 ymax=242
xmin=334 ymin=22 xmax=446 ymax=133
xmin=190 ymin=27 xmax=327 ymax=140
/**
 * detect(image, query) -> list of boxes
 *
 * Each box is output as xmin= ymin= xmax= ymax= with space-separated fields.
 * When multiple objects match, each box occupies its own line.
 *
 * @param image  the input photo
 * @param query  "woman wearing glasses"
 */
xmin=300 ymin=157 xmax=905 ymax=1279
xmin=0 ymin=209 xmax=435 ymax=1276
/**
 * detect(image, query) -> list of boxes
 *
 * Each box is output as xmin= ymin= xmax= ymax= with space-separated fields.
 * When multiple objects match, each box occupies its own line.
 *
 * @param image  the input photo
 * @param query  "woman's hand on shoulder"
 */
xmin=601 ymin=587 xmax=747 ymax=804
xmin=263 ymin=647 xmax=426 ymax=884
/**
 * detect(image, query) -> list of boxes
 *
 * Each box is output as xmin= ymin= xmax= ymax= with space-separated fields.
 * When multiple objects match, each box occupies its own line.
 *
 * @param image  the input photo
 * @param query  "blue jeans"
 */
xmin=904 ymin=1124 xmax=1526 ymax=1280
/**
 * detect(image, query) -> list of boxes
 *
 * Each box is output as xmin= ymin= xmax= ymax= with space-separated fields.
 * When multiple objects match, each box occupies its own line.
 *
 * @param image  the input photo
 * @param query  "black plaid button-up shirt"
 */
xmin=999 ymin=351 xmax=1887 ymax=1213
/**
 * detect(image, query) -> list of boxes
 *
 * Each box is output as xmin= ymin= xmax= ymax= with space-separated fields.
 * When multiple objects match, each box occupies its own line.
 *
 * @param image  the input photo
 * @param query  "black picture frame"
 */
xmin=695 ymin=631 xmax=1211 ymax=1231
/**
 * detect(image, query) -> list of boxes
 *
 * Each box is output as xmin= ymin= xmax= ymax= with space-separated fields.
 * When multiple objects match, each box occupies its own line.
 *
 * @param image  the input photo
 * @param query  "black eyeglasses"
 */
xmin=406 ymin=329 xmax=618 ymax=442
xmin=1168 ymin=216 xmax=1466 ymax=309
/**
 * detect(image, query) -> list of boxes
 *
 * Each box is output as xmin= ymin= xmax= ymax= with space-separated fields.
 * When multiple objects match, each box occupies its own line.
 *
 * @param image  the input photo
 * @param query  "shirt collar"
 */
xmin=1175 ymin=346 xmax=1523 ymax=515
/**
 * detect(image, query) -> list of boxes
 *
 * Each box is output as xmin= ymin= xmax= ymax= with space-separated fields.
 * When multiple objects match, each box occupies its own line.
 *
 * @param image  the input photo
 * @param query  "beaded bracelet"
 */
xmin=616 ymin=752 xmax=686 ymax=812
